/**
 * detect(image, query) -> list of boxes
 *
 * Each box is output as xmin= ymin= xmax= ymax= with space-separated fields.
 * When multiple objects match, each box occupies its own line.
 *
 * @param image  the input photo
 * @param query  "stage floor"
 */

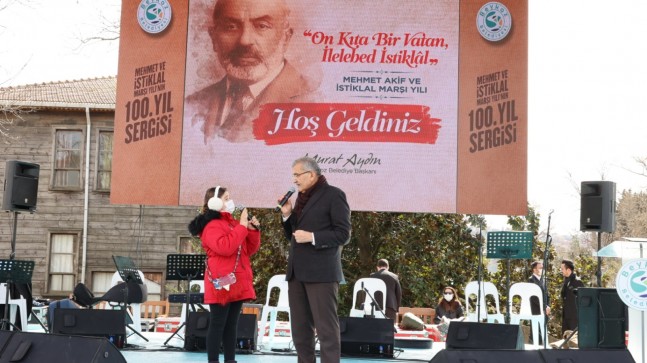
xmin=119 ymin=332 xmax=442 ymax=363
xmin=26 ymin=321 xmax=556 ymax=363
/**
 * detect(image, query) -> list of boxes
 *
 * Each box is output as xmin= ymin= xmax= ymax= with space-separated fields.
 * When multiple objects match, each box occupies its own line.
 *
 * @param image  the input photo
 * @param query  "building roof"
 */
xmin=0 ymin=76 xmax=116 ymax=111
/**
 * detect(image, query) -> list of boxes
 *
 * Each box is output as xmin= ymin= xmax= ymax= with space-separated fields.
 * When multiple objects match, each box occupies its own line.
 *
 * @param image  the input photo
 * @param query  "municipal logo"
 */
xmin=137 ymin=0 xmax=172 ymax=34
xmin=476 ymin=2 xmax=512 ymax=42
xmin=616 ymin=259 xmax=647 ymax=311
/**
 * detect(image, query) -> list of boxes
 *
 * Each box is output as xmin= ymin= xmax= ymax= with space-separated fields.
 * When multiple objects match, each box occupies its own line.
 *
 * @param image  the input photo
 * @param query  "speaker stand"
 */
xmin=596 ymin=231 xmax=602 ymax=287
xmin=10 ymin=211 xmax=19 ymax=260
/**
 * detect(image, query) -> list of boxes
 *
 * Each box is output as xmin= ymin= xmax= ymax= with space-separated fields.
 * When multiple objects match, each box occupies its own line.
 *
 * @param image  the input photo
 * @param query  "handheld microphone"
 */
xmin=275 ymin=187 xmax=296 ymax=212
xmin=236 ymin=204 xmax=261 ymax=231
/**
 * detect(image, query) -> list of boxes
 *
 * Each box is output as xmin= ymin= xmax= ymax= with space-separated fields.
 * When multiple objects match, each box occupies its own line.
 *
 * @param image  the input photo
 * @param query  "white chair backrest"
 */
xmin=265 ymin=274 xmax=289 ymax=308
xmin=465 ymin=281 xmax=502 ymax=317
xmin=0 ymin=284 xmax=8 ymax=300
xmin=110 ymin=270 xmax=146 ymax=286
xmin=352 ymin=278 xmax=387 ymax=315
xmin=509 ymin=282 xmax=543 ymax=316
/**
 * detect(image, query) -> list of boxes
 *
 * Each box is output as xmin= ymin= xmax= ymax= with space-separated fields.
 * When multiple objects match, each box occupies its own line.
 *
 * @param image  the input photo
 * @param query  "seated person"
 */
xmin=433 ymin=286 xmax=464 ymax=341
xmin=434 ymin=286 xmax=464 ymax=323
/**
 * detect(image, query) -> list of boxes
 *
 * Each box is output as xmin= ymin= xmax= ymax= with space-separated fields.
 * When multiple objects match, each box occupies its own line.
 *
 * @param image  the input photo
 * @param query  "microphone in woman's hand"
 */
xmin=236 ymin=204 xmax=261 ymax=231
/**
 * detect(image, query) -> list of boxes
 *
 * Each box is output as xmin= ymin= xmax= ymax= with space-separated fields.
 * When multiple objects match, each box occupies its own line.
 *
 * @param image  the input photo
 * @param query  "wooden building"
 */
xmin=0 ymin=77 xmax=198 ymax=300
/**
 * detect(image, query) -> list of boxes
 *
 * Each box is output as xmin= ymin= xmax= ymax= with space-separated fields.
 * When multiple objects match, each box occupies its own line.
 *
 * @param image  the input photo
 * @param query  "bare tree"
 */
xmin=0 ymin=104 xmax=33 ymax=144
xmin=74 ymin=1 xmax=121 ymax=48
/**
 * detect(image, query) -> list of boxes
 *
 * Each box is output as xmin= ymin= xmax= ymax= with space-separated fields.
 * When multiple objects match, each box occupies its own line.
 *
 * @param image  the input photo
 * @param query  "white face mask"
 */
xmin=224 ymin=200 xmax=235 ymax=213
xmin=443 ymin=293 xmax=453 ymax=302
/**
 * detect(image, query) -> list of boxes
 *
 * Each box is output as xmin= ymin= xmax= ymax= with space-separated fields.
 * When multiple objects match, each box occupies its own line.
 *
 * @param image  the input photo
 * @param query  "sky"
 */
xmin=1 ymin=0 xmax=646 ymax=236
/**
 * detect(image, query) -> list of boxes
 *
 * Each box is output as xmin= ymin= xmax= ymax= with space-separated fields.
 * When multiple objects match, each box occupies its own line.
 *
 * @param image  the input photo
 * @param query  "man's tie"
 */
xmin=222 ymin=81 xmax=253 ymax=127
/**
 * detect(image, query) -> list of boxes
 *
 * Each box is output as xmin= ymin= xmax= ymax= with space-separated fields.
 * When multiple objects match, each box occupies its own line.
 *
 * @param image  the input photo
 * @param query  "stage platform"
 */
xmin=120 ymin=331 xmax=443 ymax=363
xmin=22 ymin=319 xmax=569 ymax=363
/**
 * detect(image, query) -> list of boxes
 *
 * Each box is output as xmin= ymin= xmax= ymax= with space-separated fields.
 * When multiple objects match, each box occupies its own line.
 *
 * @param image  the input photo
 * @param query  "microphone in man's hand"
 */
xmin=275 ymin=187 xmax=296 ymax=212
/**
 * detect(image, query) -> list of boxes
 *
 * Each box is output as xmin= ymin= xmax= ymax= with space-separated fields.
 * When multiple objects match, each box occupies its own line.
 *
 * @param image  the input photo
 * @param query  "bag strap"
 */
xmin=205 ymin=245 xmax=242 ymax=283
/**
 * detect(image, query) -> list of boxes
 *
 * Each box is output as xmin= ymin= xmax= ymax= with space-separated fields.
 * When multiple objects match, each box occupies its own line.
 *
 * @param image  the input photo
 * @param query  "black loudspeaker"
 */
xmin=429 ymin=349 xmax=542 ymax=363
xmin=339 ymin=317 xmax=395 ymax=357
xmin=577 ymin=288 xmax=627 ymax=349
xmin=184 ymin=312 xmax=258 ymax=352
xmin=429 ymin=349 xmax=635 ymax=363
xmin=0 ymin=330 xmax=126 ymax=363
xmin=52 ymin=309 xmax=126 ymax=349
xmin=236 ymin=313 xmax=258 ymax=352
xmin=538 ymin=349 xmax=635 ymax=363
xmin=445 ymin=322 xmax=524 ymax=350
xmin=2 ymin=160 xmax=40 ymax=212
xmin=580 ymin=181 xmax=616 ymax=232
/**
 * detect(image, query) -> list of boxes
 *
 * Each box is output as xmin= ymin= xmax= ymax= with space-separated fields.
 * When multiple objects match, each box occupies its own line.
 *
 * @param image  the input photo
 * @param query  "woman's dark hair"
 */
xmin=437 ymin=286 xmax=461 ymax=313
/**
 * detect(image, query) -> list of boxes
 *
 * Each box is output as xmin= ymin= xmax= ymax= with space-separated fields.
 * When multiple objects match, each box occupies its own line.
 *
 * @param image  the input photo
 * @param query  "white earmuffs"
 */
xmin=207 ymin=186 xmax=223 ymax=211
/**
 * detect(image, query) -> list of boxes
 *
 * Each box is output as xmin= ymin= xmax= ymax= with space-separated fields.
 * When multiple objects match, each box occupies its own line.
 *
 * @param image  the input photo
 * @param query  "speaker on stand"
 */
xmin=2 ymin=160 xmax=39 ymax=213
xmin=580 ymin=181 xmax=616 ymax=287
xmin=2 ymin=160 xmax=40 ymax=261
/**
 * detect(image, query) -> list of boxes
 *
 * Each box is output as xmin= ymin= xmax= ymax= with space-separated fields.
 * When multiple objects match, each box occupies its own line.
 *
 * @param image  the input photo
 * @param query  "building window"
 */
xmin=52 ymin=129 xmax=83 ymax=189
xmin=48 ymin=233 xmax=77 ymax=293
xmin=96 ymin=130 xmax=113 ymax=191
xmin=91 ymin=271 xmax=114 ymax=296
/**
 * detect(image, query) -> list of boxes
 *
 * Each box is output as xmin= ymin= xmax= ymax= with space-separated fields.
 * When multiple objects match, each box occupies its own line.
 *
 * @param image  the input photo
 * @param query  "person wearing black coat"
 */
xmin=560 ymin=259 xmax=584 ymax=334
xmin=369 ymin=259 xmax=402 ymax=321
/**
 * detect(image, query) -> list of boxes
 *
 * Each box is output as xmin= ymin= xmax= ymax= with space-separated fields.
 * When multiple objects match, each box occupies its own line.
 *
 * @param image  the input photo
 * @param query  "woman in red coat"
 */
xmin=189 ymin=186 xmax=261 ymax=363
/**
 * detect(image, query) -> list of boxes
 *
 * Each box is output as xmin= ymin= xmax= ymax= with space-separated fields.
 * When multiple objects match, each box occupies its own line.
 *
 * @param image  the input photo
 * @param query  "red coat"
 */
xmin=200 ymin=212 xmax=260 ymax=305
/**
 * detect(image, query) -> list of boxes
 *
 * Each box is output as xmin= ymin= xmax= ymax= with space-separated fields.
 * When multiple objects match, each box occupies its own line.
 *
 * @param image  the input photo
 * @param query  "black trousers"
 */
xmin=288 ymin=280 xmax=340 ymax=363
xmin=207 ymin=300 xmax=243 ymax=363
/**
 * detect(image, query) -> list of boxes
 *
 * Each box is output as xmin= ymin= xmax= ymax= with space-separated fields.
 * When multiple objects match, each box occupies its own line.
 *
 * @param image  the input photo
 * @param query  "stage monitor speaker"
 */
xmin=429 ymin=349 xmax=542 ymax=363
xmin=538 ymin=348 xmax=635 ymax=363
xmin=52 ymin=309 xmax=126 ymax=348
xmin=577 ymin=288 xmax=627 ymax=349
xmin=339 ymin=317 xmax=395 ymax=358
xmin=445 ymin=322 xmax=524 ymax=350
xmin=184 ymin=312 xmax=258 ymax=352
xmin=580 ymin=181 xmax=616 ymax=232
xmin=0 ymin=330 xmax=126 ymax=363
xmin=429 ymin=349 xmax=635 ymax=363
xmin=2 ymin=160 xmax=39 ymax=212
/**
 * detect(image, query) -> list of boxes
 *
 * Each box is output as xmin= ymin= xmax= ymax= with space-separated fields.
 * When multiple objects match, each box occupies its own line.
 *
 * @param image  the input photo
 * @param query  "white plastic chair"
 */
xmin=508 ymin=282 xmax=545 ymax=347
xmin=464 ymin=281 xmax=504 ymax=323
xmin=257 ymin=274 xmax=290 ymax=350
xmin=109 ymin=270 xmax=147 ymax=333
xmin=349 ymin=278 xmax=387 ymax=318
xmin=0 ymin=283 xmax=27 ymax=331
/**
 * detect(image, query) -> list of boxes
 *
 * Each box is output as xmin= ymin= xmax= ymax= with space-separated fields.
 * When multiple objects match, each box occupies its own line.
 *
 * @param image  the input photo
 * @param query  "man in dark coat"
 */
xmin=369 ymin=259 xmax=402 ymax=321
xmin=528 ymin=261 xmax=550 ymax=344
xmin=280 ymin=157 xmax=351 ymax=363
xmin=560 ymin=259 xmax=584 ymax=334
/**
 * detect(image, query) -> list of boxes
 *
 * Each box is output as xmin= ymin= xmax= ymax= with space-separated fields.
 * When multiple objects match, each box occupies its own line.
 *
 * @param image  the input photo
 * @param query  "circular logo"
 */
xmin=616 ymin=259 xmax=647 ymax=311
xmin=476 ymin=2 xmax=512 ymax=42
xmin=137 ymin=0 xmax=172 ymax=34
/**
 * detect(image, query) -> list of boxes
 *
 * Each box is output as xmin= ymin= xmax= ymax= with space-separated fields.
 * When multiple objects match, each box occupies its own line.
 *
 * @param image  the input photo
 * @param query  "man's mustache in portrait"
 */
xmin=227 ymin=45 xmax=263 ymax=66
